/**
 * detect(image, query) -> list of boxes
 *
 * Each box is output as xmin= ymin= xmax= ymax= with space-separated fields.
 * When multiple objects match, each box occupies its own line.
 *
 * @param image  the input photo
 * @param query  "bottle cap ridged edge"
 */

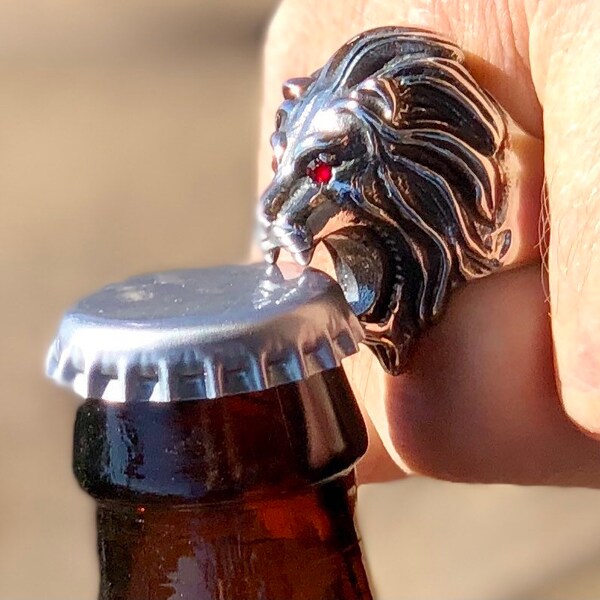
xmin=46 ymin=265 xmax=364 ymax=402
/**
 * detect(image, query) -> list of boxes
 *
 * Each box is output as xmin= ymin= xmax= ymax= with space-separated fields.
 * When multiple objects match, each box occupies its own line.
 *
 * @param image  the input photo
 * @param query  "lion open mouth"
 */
xmin=258 ymin=217 xmax=315 ymax=267
xmin=259 ymin=212 xmax=395 ymax=326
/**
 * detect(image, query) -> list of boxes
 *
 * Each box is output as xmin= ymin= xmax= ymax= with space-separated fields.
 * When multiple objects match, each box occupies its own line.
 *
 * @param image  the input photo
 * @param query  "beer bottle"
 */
xmin=47 ymin=263 xmax=375 ymax=600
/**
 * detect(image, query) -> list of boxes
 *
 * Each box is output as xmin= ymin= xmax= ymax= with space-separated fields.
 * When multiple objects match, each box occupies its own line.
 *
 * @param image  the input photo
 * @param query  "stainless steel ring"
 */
xmin=257 ymin=26 xmax=529 ymax=375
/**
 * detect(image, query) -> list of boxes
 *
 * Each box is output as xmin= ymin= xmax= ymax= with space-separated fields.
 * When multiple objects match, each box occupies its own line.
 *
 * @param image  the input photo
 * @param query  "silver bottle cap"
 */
xmin=46 ymin=263 xmax=363 ymax=402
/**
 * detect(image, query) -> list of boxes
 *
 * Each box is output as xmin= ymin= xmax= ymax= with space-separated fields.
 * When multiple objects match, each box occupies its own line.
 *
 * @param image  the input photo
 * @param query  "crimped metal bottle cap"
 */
xmin=46 ymin=263 xmax=363 ymax=402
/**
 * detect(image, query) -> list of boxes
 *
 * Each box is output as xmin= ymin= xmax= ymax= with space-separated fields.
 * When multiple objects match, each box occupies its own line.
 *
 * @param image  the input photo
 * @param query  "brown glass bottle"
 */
xmin=48 ymin=264 xmax=373 ymax=599
xmin=74 ymin=367 xmax=373 ymax=600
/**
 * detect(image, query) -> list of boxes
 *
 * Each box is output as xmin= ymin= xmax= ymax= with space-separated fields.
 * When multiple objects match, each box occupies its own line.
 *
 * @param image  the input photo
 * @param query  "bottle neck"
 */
xmin=97 ymin=474 xmax=372 ymax=600
xmin=73 ymin=368 xmax=372 ymax=600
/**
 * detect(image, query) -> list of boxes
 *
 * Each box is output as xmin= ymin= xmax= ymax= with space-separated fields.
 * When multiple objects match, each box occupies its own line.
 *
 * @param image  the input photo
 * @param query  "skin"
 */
xmin=258 ymin=0 xmax=600 ymax=486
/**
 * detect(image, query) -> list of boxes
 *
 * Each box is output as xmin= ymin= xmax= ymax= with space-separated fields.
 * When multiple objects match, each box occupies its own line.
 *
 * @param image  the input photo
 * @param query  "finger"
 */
xmin=379 ymin=265 xmax=600 ymax=487
xmin=529 ymin=1 xmax=600 ymax=435
xmin=257 ymin=0 xmax=555 ymax=484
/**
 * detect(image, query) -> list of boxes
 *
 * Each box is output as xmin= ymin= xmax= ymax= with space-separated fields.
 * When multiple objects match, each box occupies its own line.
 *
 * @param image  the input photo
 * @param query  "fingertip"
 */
xmin=557 ymin=336 xmax=600 ymax=438
xmin=561 ymin=388 xmax=600 ymax=441
xmin=552 ymin=303 xmax=600 ymax=437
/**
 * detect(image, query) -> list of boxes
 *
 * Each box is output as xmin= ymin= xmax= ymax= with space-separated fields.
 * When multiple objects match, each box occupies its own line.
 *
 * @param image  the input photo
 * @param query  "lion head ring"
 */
xmin=257 ymin=26 xmax=531 ymax=375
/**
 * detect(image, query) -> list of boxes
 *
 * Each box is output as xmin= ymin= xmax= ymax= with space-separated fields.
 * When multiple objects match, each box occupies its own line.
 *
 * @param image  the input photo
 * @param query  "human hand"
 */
xmin=257 ymin=0 xmax=600 ymax=486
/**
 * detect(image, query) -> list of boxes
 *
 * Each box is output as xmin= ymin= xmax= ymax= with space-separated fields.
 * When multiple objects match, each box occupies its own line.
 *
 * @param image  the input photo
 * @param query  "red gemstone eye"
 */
xmin=271 ymin=156 xmax=278 ymax=173
xmin=306 ymin=160 xmax=332 ymax=184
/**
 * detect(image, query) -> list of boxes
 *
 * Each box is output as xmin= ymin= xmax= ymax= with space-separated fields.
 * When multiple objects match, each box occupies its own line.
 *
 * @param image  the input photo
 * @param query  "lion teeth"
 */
xmin=264 ymin=248 xmax=280 ymax=264
xmin=293 ymin=248 xmax=314 ymax=266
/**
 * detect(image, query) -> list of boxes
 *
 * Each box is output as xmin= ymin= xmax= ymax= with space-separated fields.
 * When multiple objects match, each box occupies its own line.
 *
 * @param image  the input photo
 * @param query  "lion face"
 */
xmin=259 ymin=88 xmax=377 ymax=265
xmin=257 ymin=27 xmax=511 ymax=374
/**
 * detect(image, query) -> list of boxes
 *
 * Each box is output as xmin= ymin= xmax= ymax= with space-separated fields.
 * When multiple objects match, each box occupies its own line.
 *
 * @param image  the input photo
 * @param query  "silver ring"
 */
xmin=257 ymin=27 xmax=529 ymax=375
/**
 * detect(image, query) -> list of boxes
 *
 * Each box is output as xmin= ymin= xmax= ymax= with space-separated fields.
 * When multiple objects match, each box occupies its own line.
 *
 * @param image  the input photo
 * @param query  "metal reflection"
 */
xmin=257 ymin=26 xmax=518 ymax=374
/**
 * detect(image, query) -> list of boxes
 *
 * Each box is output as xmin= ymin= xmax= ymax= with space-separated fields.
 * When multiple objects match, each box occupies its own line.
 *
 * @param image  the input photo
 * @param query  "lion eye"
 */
xmin=306 ymin=159 xmax=333 ymax=184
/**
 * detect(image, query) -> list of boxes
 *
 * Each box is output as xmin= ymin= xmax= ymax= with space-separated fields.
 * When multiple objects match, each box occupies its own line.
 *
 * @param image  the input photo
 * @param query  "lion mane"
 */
xmin=261 ymin=27 xmax=511 ymax=373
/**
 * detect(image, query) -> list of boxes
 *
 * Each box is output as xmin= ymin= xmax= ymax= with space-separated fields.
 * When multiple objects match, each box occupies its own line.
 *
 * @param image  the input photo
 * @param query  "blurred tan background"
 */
xmin=3 ymin=2 xmax=600 ymax=599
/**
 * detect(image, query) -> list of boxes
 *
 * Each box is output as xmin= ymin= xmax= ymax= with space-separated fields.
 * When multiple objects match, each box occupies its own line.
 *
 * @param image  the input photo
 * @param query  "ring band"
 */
xmin=257 ymin=26 xmax=527 ymax=374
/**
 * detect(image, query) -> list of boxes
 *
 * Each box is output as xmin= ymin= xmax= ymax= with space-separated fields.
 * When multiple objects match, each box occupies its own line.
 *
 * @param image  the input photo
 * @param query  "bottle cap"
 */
xmin=46 ymin=263 xmax=363 ymax=402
